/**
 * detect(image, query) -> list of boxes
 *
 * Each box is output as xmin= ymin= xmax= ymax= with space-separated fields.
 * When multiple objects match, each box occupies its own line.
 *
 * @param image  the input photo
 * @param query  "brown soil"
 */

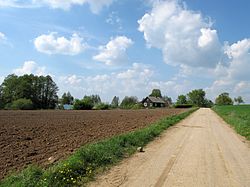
xmin=0 ymin=108 xmax=186 ymax=179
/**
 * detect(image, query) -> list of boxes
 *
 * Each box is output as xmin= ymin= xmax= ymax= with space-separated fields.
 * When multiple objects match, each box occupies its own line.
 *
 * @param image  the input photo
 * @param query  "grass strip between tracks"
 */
xmin=212 ymin=105 xmax=250 ymax=140
xmin=0 ymin=108 xmax=198 ymax=187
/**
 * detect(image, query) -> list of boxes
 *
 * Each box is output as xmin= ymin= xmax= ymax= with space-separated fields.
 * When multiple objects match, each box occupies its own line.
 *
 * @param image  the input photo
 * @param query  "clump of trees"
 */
xmin=111 ymin=96 xmax=119 ymax=108
xmin=215 ymin=92 xmax=233 ymax=105
xmin=176 ymin=89 xmax=213 ymax=108
xmin=149 ymin=89 xmax=162 ymax=98
xmin=0 ymin=74 xmax=58 ymax=109
xmin=234 ymin=96 xmax=244 ymax=105
xmin=73 ymin=95 xmax=104 ymax=110
xmin=60 ymin=92 xmax=74 ymax=105
xmin=120 ymin=96 xmax=139 ymax=109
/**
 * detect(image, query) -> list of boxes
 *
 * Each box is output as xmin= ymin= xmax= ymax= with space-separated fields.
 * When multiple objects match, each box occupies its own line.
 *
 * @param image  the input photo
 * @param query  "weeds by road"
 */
xmin=213 ymin=105 xmax=250 ymax=140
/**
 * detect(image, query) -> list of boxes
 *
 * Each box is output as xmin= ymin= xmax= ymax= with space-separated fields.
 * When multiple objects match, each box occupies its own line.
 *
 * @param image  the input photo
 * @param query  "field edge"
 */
xmin=0 ymin=108 xmax=198 ymax=187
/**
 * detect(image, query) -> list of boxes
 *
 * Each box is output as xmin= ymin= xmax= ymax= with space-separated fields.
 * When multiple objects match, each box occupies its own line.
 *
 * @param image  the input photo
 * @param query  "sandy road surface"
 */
xmin=89 ymin=108 xmax=250 ymax=187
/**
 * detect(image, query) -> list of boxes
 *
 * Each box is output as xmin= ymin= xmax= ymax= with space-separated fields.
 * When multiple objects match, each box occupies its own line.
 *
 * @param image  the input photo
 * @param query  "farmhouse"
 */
xmin=141 ymin=96 xmax=167 ymax=108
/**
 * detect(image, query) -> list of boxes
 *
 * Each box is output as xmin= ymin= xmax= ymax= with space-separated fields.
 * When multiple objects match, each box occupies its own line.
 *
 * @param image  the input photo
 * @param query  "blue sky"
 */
xmin=0 ymin=0 xmax=249 ymax=103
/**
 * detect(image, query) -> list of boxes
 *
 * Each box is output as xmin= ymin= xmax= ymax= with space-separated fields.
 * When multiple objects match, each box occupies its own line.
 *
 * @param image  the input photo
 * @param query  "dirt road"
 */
xmin=89 ymin=108 xmax=250 ymax=187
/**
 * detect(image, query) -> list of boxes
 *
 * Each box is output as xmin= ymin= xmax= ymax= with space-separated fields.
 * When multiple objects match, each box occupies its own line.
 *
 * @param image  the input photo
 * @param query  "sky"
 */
xmin=0 ymin=0 xmax=249 ymax=103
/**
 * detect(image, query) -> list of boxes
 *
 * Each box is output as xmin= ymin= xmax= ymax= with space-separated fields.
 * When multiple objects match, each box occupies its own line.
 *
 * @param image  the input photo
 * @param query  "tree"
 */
xmin=234 ymin=96 xmax=244 ymax=105
xmin=83 ymin=95 xmax=101 ymax=106
xmin=176 ymin=95 xmax=188 ymax=105
xmin=111 ymin=96 xmax=119 ymax=108
xmin=0 ymin=74 xmax=59 ymax=109
xmin=187 ymin=89 xmax=206 ymax=107
xmin=61 ymin=92 xmax=74 ymax=105
xmin=10 ymin=98 xmax=33 ymax=110
xmin=73 ymin=99 xmax=93 ymax=110
xmin=149 ymin=89 xmax=162 ymax=98
xmin=120 ymin=96 xmax=138 ymax=108
xmin=187 ymin=89 xmax=207 ymax=107
xmin=215 ymin=92 xmax=233 ymax=105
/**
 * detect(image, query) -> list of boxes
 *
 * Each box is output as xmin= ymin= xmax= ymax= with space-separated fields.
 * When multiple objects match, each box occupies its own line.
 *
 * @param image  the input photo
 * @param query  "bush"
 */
xmin=120 ymin=96 xmax=138 ymax=109
xmin=10 ymin=99 xmax=33 ymax=110
xmin=174 ymin=104 xmax=193 ymax=108
xmin=73 ymin=99 xmax=93 ymax=110
xmin=93 ymin=103 xmax=110 ymax=110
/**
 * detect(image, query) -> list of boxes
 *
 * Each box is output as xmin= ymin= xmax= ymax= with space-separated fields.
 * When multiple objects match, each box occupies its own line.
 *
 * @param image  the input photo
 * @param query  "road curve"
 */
xmin=89 ymin=108 xmax=250 ymax=187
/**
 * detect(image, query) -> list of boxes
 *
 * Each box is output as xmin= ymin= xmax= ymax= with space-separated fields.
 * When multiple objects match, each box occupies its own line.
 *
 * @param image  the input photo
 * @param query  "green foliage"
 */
xmin=111 ymin=96 xmax=119 ymax=108
xmin=131 ymin=103 xmax=144 ymax=109
xmin=213 ymin=105 xmax=250 ymax=140
xmin=215 ymin=92 xmax=233 ymax=105
xmin=234 ymin=96 xmax=244 ymax=105
xmin=120 ymin=96 xmax=138 ymax=109
xmin=0 ymin=74 xmax=58 ymax=109
xmin=187 ymin=89 xmax=206 ymax=107
xmin=174 ymin=104 xmax=193 ymax=108
xmin=10 ymin=98 xmax=33 ymax=110
xmin=61 ymin=92 xmax=74 ymax=105
xmin=176 ymin=95 xmax=188 ymax=105
xmin=73 ymin=95 xmax=102 ymax=110
xmin=93 ymin=103 xmax=110 ymax=110
xmin=149 ymin=89 xmax=162 ymax=98
xmin=0 ymin=108 xmax=197 ymax=187
xmin=73 ymin=99 xmax=93 ymax=110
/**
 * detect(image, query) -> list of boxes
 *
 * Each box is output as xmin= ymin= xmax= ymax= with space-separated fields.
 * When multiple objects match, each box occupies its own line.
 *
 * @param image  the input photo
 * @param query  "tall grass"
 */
xmin=0 ymin=108 xmax=197 ymax=187
xmin=213 ymin=105 xmax=250 ymax=140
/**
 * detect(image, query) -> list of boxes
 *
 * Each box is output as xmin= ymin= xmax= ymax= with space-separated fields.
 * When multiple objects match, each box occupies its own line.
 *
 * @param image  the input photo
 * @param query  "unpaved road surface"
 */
xmin=89 ymin=108 xmax=250 ymax=187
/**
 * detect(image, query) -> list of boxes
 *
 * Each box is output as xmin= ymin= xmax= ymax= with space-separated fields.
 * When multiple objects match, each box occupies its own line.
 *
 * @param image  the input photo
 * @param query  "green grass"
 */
xmin=213 ymin=105 xmax=250 ymax=140
xmin=0 ymin=108 xmax=197 ymax=187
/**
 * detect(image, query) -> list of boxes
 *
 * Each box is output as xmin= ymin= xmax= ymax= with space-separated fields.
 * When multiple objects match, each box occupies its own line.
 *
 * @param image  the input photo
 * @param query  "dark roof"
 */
xmin=142 ymin=96 xmax=166 ymax=104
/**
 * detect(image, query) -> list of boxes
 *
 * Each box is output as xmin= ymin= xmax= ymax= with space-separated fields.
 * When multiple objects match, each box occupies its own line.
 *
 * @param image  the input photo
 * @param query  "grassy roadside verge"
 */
xmin=212 ymin=105 xmax=250 ymax=140
xmin=0 ymin=108 xmax=198 ymax=187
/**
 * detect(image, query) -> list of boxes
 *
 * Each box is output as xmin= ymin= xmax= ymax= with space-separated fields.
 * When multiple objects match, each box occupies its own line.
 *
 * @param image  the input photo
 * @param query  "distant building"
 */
xmin=141 ymin=96 xmax=168 ymax=108
xmin=63 ymin=104 xmax=73 ymax=110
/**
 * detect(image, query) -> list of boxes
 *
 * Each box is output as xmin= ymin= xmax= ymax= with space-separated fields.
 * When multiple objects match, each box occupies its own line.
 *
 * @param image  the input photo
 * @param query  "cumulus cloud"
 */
xmin=0 ymin=0 xmax=114 ymax=13
xmin=34 ymin=32 xmax=87 ymax=55
xmin=206 ymin=38 xmax=250 ymax=102
xmin=57 ymin=63 xmax=155 ymax=100
xmin=13 ymin=61 xmax=46 ymax=76
xmin=93 ymin=36 xmax=133 ymax=65
xmin=138 ymin=0 xmax=222 ymax=68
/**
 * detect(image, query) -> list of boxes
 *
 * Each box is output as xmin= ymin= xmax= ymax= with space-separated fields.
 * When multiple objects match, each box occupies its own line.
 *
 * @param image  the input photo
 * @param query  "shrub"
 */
xmin=10 ymin=98 xmax=33 ymax=110
xmin=93 ymin=103 xmax=110 ymax=110
xmin=73 ymin=99 xmax=93 ymax=110
xmin=120 ymin=96 xmax=138 ymax=109
xmin=174 ymin=104 xmax=193 ymax=108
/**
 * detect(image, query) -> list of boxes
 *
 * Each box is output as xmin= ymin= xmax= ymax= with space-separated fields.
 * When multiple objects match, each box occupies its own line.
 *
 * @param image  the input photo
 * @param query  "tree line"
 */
xmin=0 ymin=74 xmax=58 ymax=109
xmin=0 ymin=74 xmax=244 ymax=110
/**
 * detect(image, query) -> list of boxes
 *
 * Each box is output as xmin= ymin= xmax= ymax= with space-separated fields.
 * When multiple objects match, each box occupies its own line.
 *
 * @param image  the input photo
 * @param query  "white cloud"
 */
xmin=205 ymin=38 xmax=250 ymax=102
xmin=93 ymin=36 xmax=133 ymax=65
xmin=0 ymin=0 xmax=114 ymax=13
xmin=138 ymin=0 xmax=222 ymax=68
xmin=0 ymin=32 xmax=6 ymax=41
xmin=34 ymin=32 xmax=87 ymax=55
xmin=13 ymin=61 xmax=46 ymax=76
xmin=57 ymin=63 xmax=155 ymax=101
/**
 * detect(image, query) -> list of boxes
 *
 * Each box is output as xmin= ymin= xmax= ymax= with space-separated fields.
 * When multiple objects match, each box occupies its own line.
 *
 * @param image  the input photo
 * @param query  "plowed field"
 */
xmin=0 ymin=109 xmax=186 ymax=179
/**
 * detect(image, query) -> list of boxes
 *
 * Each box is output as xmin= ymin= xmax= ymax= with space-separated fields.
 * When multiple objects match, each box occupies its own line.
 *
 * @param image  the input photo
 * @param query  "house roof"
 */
xmin=142 ymin=96 xmax=166 ymax=104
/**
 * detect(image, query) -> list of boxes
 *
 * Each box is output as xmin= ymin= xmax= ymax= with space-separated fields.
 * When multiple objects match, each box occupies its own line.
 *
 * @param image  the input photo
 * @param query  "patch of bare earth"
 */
xmin=0 ymin=108 xmax=186 ymax=179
